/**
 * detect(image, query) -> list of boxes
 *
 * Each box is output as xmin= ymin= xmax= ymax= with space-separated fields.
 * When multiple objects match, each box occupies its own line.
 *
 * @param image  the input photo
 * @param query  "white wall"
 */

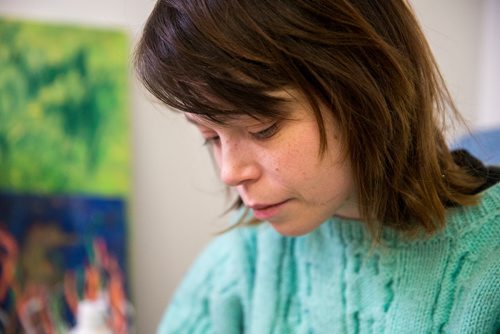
xmin=0 ymin=1 xmax=492 ymax=333
xmin=411 ymin=0 xmax=484 ymax=138
xmin=476 ymin=0 xmax=500 ymax=129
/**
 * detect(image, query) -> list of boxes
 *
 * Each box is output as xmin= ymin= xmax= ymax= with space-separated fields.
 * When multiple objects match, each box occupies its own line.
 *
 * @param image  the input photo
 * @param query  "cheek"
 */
xmin=264 ymin=144 xmax=321 ymax=186
xmin=297 ymin=147 xmax=353 ymax=200
xmin=322 ymin=161 xmax=355 ymax=202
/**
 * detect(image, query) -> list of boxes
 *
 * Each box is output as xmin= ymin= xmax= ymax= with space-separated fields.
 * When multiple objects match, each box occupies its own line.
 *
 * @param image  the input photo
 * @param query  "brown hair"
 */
xmin=135 ymin=0 xmax=483 ymax=238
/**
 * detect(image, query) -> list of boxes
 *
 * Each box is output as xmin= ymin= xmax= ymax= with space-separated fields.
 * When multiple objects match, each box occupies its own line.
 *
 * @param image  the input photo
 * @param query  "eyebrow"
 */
xmin=185 ymin=112 xmax=286 ymax=131
xmin=184 ymin=114 xmax=250 ymax=128
xmin=184 ymin=114 xmax=221 ymax=127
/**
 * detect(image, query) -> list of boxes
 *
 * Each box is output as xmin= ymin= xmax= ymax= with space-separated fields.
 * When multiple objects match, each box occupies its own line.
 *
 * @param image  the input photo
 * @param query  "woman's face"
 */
xmin=187 ymin=89 xmax=360 ymax=236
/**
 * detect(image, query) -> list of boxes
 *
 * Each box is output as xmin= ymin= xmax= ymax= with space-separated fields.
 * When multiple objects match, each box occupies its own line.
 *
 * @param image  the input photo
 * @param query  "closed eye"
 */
xmin=250 ymin=123 xmax=280 ymax=140
xmin=203 ymin=135 xmax=220 ymax=146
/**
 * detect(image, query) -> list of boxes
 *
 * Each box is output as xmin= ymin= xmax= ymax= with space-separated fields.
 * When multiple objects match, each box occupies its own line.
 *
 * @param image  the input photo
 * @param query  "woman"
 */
xmin=135 ymin=0 xmax=500 ymax=332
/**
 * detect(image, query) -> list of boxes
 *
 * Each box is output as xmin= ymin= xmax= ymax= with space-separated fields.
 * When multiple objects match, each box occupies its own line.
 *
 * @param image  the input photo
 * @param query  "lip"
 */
xmin=249 ymin=200 xmax=289 ymax=221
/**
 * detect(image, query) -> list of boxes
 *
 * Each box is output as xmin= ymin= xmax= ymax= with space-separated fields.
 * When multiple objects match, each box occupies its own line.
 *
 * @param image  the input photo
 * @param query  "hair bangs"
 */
xmin=135 ymin=0 xmax=295 ymax=125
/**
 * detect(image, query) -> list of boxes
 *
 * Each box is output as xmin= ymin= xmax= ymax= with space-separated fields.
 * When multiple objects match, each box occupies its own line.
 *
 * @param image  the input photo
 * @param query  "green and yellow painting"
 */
xmin=0 ymin=18 xmax=131 ymax=333
xmin=0 ymin=17 xmax=129 ymax=196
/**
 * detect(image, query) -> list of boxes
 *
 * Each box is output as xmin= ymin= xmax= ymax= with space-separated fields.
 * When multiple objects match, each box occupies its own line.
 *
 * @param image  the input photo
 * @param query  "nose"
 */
xmin=218 ymin=141 xmax=260 ymax=186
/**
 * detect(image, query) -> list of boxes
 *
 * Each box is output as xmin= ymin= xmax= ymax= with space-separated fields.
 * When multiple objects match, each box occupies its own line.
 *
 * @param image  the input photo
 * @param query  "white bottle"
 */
xmin=69 ymin=299 xmax=113 ymax=334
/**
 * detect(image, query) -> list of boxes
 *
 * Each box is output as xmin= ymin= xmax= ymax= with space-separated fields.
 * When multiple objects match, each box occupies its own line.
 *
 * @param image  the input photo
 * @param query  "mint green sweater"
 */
xmin=158 ymin=184 xmax=500 ymax=333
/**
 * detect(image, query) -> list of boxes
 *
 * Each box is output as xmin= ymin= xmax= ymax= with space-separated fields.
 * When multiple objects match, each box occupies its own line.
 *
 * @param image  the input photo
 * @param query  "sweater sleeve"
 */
xmin=156 ymin=227 xmax=253 ymax=334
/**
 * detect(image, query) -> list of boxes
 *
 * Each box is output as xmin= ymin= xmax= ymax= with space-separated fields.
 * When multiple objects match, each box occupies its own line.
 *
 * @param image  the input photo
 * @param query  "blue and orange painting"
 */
xmin=0 ymin=17 xmax=131 ymax=333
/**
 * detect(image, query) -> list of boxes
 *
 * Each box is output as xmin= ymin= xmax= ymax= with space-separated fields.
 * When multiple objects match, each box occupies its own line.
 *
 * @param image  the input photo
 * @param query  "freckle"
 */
xmin=275 ymin=167 xmax=279 ymax=172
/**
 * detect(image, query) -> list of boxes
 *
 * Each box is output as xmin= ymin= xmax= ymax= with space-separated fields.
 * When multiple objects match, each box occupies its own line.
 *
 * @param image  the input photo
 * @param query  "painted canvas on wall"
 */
xmin=0 ymin=17 xmax=131 ymax=333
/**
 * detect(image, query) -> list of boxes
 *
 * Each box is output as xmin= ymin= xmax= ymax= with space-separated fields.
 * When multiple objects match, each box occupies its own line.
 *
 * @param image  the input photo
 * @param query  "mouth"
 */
xmin=249 ymin=200 xmax=290 ymax=221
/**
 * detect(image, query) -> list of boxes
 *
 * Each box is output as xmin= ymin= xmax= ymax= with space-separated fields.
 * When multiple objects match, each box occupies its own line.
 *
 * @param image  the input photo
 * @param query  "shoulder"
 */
xmin=157 ymin=213 xmax=279 ymax=333
xmin=439 ymin=183 xmax=500 ymax=277
xmin=445 ymin=182 xmax=500 ymax=242
xmin=444 ymin=184 xmax=500 ymax=331
xmin=444 ymin=184 xmax=500 ymax=329
xmin=170 ymin=221 xmax=262 ymax=298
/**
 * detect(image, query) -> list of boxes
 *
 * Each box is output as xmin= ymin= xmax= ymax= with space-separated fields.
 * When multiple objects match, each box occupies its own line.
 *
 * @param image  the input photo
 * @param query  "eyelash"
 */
xmin=203 ymin=122 xmax=280 ymax=146
xmin=203 ymin=136 xmax=220 ymax=146
xmin=250 ymin=123 xmax=280 ymax=140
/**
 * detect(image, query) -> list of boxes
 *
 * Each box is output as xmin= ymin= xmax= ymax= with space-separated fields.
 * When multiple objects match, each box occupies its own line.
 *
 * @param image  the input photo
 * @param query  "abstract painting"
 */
xmin=0 ymin=17 xmax=131 ymax=333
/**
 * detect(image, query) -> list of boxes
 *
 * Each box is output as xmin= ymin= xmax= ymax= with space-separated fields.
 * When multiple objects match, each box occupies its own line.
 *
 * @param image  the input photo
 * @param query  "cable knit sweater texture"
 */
xmin=158 ymin=184 xmax=500 ymax=333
